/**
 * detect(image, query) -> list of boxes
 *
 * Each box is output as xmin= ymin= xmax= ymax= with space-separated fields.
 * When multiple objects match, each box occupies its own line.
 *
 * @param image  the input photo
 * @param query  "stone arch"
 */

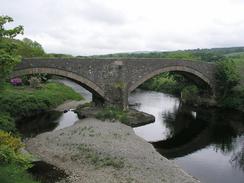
xmin=128 ymin=66 xmax=214 ymax=93
xmin=11 ymin=67 xmax=106 ymax=100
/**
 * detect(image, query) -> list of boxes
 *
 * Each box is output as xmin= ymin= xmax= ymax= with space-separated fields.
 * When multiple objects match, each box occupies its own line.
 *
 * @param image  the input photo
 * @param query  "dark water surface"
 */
xmin=129 ymin=89 xmax=244 ymax=183
xmin=17 ymin=79 xmax=91 ymax=182
xmin=18 ymin=80 xmax=244 ymax=183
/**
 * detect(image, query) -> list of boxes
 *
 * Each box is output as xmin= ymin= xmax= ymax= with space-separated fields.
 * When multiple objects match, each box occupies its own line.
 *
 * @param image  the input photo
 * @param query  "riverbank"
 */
xmin=26 ymin=117 xmax=200 ymax=183
xmin=0 ymin=82 xmax=83 ymax=120
xmin=75 ymin=103 xmax=155 ymax=127
xmin=0 ymin=82 xmax=83 ymax=183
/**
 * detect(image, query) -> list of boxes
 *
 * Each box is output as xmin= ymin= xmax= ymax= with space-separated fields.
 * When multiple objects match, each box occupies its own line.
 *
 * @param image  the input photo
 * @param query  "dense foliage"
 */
xmin=0 ymin=131 xmax=31 ymax=168
xmin=0 ymin=16 xmax=24 ymax=87
xmin=0 ymin=130 xmax=38 ymax=183
xmin=15 ymin=38 xmax=45 ymax=57
xmin=0 ymin=112 xmax=15 ymax=132
xmin=215 ymin=59 xmax=240 ymax=99
xmin=181 ymin=85 xmax=199 ymax=105
xmin=0 ymin=81 xmax=82 ymax=183
xmin=140 ymin=73 xmax=189 ymax=95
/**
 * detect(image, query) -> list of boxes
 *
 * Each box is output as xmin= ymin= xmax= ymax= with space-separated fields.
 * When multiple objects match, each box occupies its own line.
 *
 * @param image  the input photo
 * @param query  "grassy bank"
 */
xmin=0 ymin=81 xmax=83 ymax=183
xmin=0 ymin=164 xmax=38 ymax=183
xmin=0 ymin=82 xmax=82 ymax=120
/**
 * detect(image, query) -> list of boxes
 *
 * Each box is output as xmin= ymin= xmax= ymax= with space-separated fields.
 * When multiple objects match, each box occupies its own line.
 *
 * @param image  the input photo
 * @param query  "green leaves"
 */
xmin=16 ymin=38 xmax=45 ymax=58
xmin=0 ymin=15 xmax=24 ymax=86
xmin=0 ymin=16 xmax=24 ymax=38
xmin=0 ymin=50 xmax=21 ymax=79
xmin=215 ymin=59 xmax=240 ymax=99
xmin=0 ymin=15 xmax=47 ymax=87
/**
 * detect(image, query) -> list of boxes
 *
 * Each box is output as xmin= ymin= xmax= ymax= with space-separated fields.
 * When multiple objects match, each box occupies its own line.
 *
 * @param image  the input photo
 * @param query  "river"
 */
xmin=17 ymin=79 xmax=244 ymax=183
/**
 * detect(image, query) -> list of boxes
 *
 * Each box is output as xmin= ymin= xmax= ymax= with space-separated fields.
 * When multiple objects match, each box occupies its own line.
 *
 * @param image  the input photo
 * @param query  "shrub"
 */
xmin=10 ymin=78 xmax=22 ymax=86
xmin=0 ymin=131 xmax=32 ymax=169
xmin=181 ymin=85 xmax=199 ymax=104
xmin=220 ymin=96 xmax=241 ymax=109
xmin=219 ymin=87 xmax=244 ymax=110
xmin=215 ymin=59 xmax=240 ymax=99
xmin=28 ymin=77 xmax=41 ymax=88
xmin=0 ymin=113 xmax=15 ymax=132
xmin=140 ymin=73 xmax=188 ymax=95
xmin=0 ymin=130 xmax=23 ymax=152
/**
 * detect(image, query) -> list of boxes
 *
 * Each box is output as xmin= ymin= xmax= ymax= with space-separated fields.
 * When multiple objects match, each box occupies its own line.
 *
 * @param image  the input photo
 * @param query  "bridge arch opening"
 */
xmin=11 ymin=67 xmax=106 ymax=104
xmin=128 ymin=66 xmax=214 ymax=96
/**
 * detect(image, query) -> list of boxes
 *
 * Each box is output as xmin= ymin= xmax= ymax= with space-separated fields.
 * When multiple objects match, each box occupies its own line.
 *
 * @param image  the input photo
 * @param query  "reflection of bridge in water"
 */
xmin=153 ymin=107 xmax=244 ymax=159
xmin=12 ymin=58 xmax=217 ymax=107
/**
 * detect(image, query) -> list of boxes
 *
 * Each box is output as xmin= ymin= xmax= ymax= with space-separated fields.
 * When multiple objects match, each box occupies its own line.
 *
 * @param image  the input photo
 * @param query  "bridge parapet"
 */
xmin=12 ymin=58 xmax=217 ymax=108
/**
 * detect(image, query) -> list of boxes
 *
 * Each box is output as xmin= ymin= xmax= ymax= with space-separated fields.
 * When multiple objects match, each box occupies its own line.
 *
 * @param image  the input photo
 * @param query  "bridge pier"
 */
xmin=12 ymin=58 xmax=217 ymax=110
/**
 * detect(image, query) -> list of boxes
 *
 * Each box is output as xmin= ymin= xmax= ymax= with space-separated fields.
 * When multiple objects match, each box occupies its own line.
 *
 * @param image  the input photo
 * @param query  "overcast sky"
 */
xmin=1 ymin=0 xmax=244 ymax=55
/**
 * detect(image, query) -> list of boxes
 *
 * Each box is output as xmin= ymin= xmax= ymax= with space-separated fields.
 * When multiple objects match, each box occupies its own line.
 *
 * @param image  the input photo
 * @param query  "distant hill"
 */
xmin=84 ymin=47 xmax=244 ymax=63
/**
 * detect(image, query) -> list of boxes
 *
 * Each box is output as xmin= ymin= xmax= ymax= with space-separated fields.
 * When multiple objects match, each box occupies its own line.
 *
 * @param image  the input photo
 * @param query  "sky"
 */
xmin=1 ymin=0 xmax=244 ymax=56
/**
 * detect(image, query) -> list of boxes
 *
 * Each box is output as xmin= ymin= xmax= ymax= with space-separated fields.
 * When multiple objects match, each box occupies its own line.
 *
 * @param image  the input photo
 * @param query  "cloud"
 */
xmin=1 ymin=0 xmax=244 ymax=55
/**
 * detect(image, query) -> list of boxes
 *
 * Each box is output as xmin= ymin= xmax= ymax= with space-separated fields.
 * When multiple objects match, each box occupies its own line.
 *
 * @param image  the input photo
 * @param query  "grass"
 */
xmin=0 ymin=82 xmax=83 ymax=119
xmin=0 ymin=164 xmax=39 ymax=183
xmin=0 ymin=112 xmax=15 ymax=132
xmin=0 ymin=81 xmax=83 ymax=183
xmin=95 ymin=106 xmax=129 ymax=124
xmin=71 ymin=144 xmax=124 ymax=169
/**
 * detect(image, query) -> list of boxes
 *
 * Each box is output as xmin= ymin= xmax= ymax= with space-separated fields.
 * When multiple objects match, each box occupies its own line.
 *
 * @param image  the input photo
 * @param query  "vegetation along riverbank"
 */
xmin=1 ymin=14 xmax=244 ymax=183
xmin=0 ymin=82 xmax=83 ymax=182
xmin=0 ymin=15 xmax=83 ymax=183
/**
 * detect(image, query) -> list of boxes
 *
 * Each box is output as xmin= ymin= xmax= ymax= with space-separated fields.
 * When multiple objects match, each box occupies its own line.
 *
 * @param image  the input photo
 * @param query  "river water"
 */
xmin=18 ymin=79 xmax=244 ymax=183
xmin=129 ymin=89 xmax=244 ymax=183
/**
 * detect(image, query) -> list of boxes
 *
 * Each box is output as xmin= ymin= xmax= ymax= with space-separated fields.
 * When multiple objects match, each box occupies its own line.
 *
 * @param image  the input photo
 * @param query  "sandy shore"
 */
xmin=26 ymin=117 xmax=200 ymax=183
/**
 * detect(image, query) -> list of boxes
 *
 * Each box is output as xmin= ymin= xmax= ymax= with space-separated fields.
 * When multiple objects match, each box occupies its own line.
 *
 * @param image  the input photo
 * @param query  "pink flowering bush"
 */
xmin=10 ymin=78 xmax=22 ymax=86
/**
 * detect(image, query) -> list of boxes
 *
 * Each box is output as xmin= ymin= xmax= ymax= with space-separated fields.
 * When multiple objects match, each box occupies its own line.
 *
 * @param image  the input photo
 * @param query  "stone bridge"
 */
xmin=12 ymin=58 xmax=217 ymax=108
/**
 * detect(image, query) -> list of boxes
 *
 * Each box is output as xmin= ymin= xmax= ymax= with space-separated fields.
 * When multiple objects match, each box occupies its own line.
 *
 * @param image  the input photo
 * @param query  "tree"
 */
xmin=215 ymin=59 xmax=240 ymax=99
xmin=16 ymin=38 xmax=45 ymax=57
xmin=0 ymin=15 xmax=24 ymax=87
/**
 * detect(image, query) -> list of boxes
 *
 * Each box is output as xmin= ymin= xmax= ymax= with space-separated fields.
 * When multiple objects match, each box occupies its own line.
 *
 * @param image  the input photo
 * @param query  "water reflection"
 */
xmin=16 ymin=111 xmax=61 ymax=137
xmin=16 ymin=78 xmax=91 ymax=138
xmin=28 ymin=161 xmax=68 ymax=183
xmin=129 ymin=89 xmax=179 ymax=142
xmin=130 ymin=89 xmax=244 ymax=183
xmin=16 ymin=80 xmax=244 ymax=183
xmin=231 ymin=144 xmax=244 ymax=172
xmin=54 ymin=110 xmax=78 ymax=131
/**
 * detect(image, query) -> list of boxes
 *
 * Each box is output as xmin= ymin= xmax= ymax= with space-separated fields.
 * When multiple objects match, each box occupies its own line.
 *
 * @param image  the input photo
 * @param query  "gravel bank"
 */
xmin=26 ymin=118 xmax=200 ymax=183
xmin=55 ymin=100 xmax=86 ymax=111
